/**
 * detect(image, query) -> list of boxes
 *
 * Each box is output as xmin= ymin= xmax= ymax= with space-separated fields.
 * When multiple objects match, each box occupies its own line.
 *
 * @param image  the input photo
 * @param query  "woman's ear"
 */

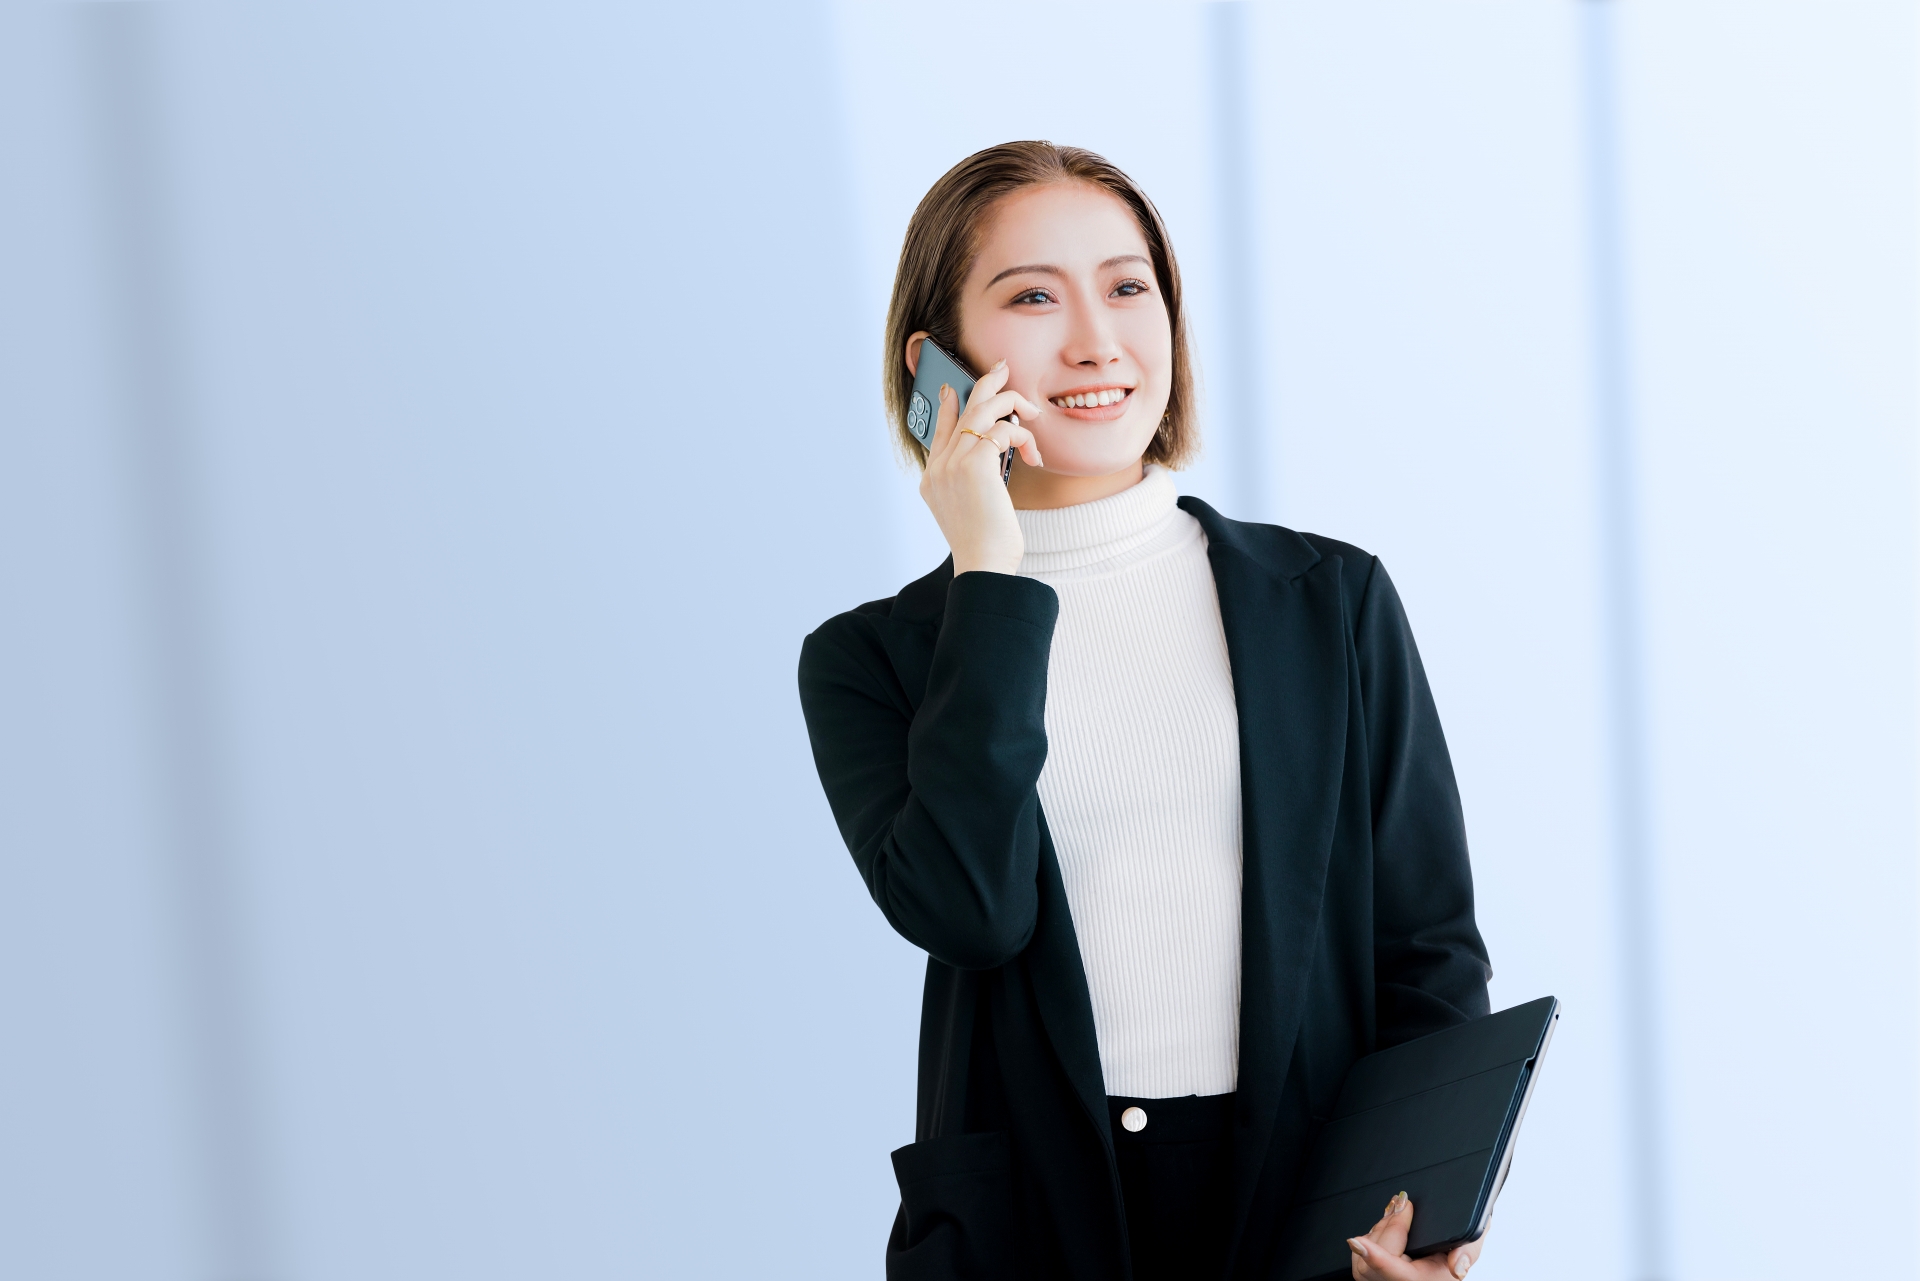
xmin=904 ymin=331 xmax=930 ymax=378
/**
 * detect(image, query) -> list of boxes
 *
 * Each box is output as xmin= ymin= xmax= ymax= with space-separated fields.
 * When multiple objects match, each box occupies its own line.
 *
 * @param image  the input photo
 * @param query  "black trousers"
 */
xmin=1107 ymin=1093 xmax=1237 ymax=1281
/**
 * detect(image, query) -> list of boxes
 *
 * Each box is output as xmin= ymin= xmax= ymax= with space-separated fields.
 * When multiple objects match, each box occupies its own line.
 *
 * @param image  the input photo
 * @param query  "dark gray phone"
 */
xmin=907 ymin=338 xmax=1011 ymax=483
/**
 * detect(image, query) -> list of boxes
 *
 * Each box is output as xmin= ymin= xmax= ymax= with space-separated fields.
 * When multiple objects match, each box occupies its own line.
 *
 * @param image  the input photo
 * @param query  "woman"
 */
xmin=798 ymin=142 xmax=1492 ymax=1281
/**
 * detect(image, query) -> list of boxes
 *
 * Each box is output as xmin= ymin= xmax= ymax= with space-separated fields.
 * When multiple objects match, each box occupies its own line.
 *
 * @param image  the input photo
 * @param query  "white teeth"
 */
xmin=1051 ymin=389 xmax=1130 ymax=408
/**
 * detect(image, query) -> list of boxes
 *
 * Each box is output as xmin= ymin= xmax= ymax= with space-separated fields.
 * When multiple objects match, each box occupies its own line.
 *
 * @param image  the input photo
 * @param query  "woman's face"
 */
xmin=951 ymin=182 xmax=1173 ymax=479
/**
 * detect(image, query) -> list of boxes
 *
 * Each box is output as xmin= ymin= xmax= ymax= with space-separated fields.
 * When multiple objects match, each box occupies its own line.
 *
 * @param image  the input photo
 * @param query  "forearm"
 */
xmin=800 ymin=572 xmax=1059 ymax=969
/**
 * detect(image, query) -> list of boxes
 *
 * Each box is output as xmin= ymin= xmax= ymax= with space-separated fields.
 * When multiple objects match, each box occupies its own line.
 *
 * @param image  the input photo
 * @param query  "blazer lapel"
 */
xmin=1182 ymin=498 xmax=1351 ymax=1270
xmin=1026 ymin=819 xmax=1117 ymax=1150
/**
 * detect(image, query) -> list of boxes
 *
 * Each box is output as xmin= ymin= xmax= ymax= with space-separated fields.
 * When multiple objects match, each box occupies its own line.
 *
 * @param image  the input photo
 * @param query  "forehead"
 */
xmin=972 ymin=181 xmax=1148 ymax=273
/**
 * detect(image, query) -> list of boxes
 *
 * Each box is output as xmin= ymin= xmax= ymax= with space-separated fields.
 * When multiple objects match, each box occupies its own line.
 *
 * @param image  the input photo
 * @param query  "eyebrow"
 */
xmin=984 ymin=253 xmax=1152 ymax=289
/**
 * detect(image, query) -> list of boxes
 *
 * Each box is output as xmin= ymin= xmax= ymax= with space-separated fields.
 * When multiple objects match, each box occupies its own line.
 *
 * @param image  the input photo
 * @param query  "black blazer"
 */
xmin=797 ymin=498 xmax=1491 ymax=1281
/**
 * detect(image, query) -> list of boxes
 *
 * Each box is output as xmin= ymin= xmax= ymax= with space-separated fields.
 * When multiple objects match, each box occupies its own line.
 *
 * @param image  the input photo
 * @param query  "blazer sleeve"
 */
xmin=1353 ymin=557 xmax=1493 ymax=1045
xmin=798 ymin=571 xmax=1059 ymax=971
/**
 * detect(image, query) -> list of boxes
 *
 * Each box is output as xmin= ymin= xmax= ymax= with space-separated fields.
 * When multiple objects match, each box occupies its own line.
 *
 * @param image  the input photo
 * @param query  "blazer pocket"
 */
xmin=885 ymin=1131 xmax=1017 ymax=1281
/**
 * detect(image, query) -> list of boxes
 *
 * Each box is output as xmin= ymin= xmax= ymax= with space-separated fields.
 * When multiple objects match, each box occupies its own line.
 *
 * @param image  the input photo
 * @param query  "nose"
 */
xmin=1063 ymin=286 xmax=1123 ymax=369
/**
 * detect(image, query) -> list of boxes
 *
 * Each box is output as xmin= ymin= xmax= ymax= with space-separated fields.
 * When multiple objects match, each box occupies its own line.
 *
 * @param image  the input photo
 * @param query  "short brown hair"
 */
xmin=883 ymin=141 xmax=1198 ymax=469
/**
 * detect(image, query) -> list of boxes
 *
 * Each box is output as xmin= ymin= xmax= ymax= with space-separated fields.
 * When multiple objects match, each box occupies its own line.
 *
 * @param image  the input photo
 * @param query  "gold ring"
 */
xmin=959 ymin=428 xmax=999 ymax=447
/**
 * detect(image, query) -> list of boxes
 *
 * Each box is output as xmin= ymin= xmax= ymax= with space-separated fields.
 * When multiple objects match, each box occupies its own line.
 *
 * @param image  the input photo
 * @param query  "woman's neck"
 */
xmin=1007 ymin=458 xmax=1146 ymax=511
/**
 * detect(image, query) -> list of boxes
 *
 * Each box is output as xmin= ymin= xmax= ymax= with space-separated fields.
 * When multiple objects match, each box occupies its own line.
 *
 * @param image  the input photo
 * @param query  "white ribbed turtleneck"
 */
xmin=1016 ymin=465 xmax=1242 ymax=1099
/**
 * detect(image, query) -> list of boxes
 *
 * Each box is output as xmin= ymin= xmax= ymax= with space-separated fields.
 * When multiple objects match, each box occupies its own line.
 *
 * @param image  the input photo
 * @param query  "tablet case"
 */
xmin=1273 ymin=996 xmax=1559 ymax=1281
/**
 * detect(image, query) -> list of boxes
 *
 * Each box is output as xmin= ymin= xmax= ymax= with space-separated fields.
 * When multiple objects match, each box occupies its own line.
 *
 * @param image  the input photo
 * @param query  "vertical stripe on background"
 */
xmin=1576 ymin=4 xmax=1670 ymax=1279
xmin=1207 ymin=1 xmax=1267 ymax=524
xmin=78 ymin=8 xmax=276 ymax=1278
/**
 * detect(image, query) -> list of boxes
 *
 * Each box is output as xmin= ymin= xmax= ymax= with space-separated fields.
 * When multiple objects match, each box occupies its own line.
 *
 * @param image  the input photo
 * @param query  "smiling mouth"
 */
xmin=1049 ymin=387 xmax=1133 ymax=409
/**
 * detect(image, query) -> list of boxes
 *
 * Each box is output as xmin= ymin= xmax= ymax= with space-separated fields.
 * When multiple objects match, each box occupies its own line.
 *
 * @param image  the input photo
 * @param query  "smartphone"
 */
xmin=907 ymin=338 xmax=1013 ymax=484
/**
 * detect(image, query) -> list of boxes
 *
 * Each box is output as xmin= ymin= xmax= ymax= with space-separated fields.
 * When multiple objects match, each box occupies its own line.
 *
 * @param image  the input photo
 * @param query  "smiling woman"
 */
xmin=798 ymin=142 xmax=1494 ymax=1281
xmin=882 ymin=145 xmax=1194 ymax=496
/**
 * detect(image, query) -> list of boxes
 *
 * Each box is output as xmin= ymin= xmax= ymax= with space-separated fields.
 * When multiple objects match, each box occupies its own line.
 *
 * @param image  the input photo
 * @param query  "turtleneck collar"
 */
xmin=1014 ymin=464 xmax=1183 ymax=577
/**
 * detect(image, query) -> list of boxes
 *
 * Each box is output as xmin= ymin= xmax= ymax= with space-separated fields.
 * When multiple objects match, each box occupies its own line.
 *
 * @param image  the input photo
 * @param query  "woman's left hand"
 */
xmin=1348 ymin=1192 xmax=1484 ymax=1280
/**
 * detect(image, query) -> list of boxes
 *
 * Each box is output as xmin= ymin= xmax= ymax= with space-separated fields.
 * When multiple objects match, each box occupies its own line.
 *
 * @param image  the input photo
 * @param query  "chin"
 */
xmin=1032 ymin=432 xmax=1160 ymax=480
xmin=1039 ymin=457 xmax=1149 ymax=480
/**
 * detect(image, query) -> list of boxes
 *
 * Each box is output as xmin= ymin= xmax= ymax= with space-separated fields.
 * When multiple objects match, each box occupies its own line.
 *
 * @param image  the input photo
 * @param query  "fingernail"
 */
xmin=939 ymin=384 xmax=950 ymax=398
xmin=1453 ymin=1255 xmax=1471 ymax=1278
xmin=992 ymin=358 xmax=1006 ymax=370
xmin=1347 ymin=1238 xmax=1370 ymax=1261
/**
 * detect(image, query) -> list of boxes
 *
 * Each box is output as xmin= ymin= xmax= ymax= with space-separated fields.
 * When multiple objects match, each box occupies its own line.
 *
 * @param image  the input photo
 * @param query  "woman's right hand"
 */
xmin=919 ymin=358 xmax=1043 ymax=577
xmin=1348 ymin=1193 xmax=1483 ymax=1280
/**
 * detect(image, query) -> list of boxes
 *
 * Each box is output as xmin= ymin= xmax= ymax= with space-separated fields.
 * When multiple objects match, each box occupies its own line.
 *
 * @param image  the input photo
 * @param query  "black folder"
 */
xmin=1273 ymin=996 xmax=1559 ymax=1281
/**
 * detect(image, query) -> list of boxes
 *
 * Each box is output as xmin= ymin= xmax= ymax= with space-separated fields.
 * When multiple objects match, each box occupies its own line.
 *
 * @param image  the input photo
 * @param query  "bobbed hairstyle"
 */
xmin=883 ymin=141 xmax=1197 ymax=469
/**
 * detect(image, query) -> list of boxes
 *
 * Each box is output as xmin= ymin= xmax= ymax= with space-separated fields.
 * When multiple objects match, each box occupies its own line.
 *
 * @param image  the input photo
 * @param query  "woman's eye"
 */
xmin=1112 ymin=278 xmax=1150 ymax=298
xmin=1012 ymin=289 xmax=1056 ymax=306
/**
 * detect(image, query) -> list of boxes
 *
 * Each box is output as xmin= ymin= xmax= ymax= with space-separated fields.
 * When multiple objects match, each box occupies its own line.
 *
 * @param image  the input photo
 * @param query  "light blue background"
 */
xmin=1 ymin=3 xmax=1913 ymax=1278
